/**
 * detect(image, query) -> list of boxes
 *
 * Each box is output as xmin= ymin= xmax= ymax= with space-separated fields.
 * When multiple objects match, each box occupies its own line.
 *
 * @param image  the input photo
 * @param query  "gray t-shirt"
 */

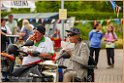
xmin=6 ymin=20 xmax=17 ymax=35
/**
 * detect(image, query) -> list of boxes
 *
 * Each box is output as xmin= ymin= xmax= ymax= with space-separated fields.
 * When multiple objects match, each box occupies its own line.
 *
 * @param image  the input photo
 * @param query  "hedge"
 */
xmin=68 ymin=12 xmax=123 ymax=20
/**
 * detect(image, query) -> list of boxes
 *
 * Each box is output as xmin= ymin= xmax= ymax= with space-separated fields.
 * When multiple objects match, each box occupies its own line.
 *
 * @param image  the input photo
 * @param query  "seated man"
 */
xmin=62 ymin=28 xmax=89 ymax=82
xmin=22 ymin=25 xmax=54 ymax=65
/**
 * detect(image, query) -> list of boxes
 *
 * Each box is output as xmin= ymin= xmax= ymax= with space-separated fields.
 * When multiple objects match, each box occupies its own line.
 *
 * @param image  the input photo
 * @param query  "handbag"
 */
xmin=105 ymin=42 xmax=115 ymax=48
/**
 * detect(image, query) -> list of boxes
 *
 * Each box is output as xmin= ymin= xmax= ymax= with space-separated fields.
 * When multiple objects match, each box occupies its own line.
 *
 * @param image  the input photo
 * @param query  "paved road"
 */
xmin=95 ymin=49 xmax=123 ymax=82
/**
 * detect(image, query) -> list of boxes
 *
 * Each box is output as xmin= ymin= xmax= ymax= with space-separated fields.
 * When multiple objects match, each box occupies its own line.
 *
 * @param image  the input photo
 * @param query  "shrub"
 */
xmin=68 ymin=12 xmax=123 ymax=20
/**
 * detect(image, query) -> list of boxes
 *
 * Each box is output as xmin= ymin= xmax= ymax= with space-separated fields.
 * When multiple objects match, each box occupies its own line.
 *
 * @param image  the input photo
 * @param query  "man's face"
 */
xmin=33 ymin=30 xmax=43 ymax=42
xmin=8 ymin=15 xmax=13 ymax=22
xmin=67 ymin=32 xmax=79 ymax=43
xmin=1 ymin=20 xmax=6 ymax=26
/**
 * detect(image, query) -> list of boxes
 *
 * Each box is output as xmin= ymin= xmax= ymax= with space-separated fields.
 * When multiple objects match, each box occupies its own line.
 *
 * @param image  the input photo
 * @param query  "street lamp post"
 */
xmin=61 ymin=0 xmax=64 ymax=41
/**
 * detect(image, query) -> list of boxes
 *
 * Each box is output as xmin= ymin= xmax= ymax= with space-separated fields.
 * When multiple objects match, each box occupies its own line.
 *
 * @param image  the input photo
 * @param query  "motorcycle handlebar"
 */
xmin=58 ymin=65 xmax=67 ymax=69
xmin=55 ymin=51 xmax=70 ymax=63
xmin=18 ymin=50 xmax=28 ymax=57
xmin=1 ymin=52 xmax=15 ymax=61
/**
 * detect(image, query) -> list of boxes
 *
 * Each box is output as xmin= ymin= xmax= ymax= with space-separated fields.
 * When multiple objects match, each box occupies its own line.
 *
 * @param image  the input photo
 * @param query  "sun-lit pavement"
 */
xmin=95 ymin=49 xmax=123 ymax=82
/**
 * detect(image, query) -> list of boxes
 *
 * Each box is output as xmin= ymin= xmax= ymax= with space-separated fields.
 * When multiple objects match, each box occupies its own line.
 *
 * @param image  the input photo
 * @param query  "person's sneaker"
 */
xmin=106 ymin=65 xmax=114 ymax=69
xmin=106 ymin=66 xmax=112 ymax=69
xmin=95 ymin=65 xmax=98 ymax=69
xmin=111 ymin=64 xmax=114 ymax=68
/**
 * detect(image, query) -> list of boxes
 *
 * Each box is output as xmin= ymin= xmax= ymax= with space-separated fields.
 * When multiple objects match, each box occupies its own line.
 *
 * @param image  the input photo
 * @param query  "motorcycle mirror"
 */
xmin=7 ymin=44 xmax=19 ymax=56
xmin=23 ymin=40 xmax=34 ymax=46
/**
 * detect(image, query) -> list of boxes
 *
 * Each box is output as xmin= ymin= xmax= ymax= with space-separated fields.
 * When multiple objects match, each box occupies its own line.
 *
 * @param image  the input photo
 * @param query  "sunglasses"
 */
xmin=67 ymin=33 xmax=76 ymax=37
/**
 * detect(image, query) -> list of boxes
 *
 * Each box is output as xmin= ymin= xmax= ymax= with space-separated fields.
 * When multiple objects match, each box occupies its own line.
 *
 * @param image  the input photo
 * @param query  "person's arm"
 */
xmin=6 ymin=26 xmax=12 ymax=34
xmin=71 ymin=43 xmax=89 ymax=65
xmin=89 ymin=31 xmax=93 ymax=41
xmin=111 ymin=33 xmax=118 ymax=42
xmin=104 ymin=33 xmax=108 ymax=41
xmin=19 ymin=26 xmax=26 ymax=37
xmin=1 ymin=31 xmax=7 ymax=35
xmin=100 ymin=32 xmax=103 ymax=40
xmin=39 ymin=53 xmax=53 ymax=59
xmin=13 ymin=27 xmax=17 ymax=35
xmin=13 ymin=20 xmax=18 ymax=35
xmin=28 ymin=50 xmax=53 ymax=59
xmin=19 ymin=32 xmax=26 ymax=37
xmin=57 ymin=30 xmax=61 ymax=38
xmin=30 ymin=38 xmax=54 ymax=59
xmin=30 ymin=24 xmax=34 ymax=29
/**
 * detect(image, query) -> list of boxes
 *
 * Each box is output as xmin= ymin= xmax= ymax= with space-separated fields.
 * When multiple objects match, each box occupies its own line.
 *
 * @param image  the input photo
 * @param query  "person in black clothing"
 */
xmin=88 ymin=23 xmax=103 ymax=69
xmin=1 ymin=19 xmax=12 ymax=52
xmin=1 ymin=19 xmax=12 ymax=81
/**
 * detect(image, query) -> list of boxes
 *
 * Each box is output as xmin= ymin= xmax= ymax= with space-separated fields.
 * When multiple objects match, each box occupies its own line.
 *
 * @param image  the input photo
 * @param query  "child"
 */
xmin=89 ymin=22 xmax=103 ymax=69
xmin=104 ymin=25 xmax=118 ymax=68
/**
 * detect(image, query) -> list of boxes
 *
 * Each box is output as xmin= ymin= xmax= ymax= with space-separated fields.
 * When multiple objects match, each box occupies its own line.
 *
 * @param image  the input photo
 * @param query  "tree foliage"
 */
xmin=1 ymin=1 xmax=123 ymax=19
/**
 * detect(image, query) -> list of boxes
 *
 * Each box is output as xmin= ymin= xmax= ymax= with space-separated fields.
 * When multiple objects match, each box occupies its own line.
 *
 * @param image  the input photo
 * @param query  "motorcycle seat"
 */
xmin=11 ymin=64 xmax=35 ymax=76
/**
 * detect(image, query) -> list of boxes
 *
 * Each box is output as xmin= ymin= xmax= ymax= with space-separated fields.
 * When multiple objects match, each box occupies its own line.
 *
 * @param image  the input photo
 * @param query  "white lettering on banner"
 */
xmin=1 ymin=1 xmax=35 ymax=8
xmin=12 ymin=1 xmax=28 ymax=6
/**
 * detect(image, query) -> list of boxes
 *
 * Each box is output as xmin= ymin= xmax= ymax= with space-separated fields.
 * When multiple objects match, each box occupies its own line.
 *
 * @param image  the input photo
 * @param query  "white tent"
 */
xmin=4 ymin=13 xmax=59 ymax=19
